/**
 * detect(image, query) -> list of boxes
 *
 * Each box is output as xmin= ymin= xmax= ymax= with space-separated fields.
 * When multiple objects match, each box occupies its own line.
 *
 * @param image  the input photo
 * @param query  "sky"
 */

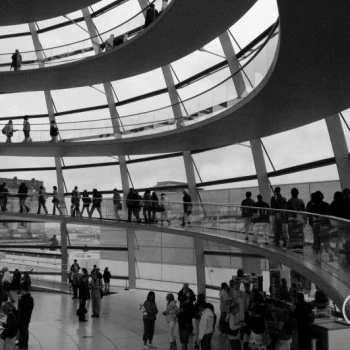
xmin=0 ymin=0 xmax=349 ymax=198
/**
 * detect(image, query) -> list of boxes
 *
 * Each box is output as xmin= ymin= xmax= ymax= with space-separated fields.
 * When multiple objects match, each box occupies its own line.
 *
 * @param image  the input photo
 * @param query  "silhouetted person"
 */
xmin=255 ymin=194 xmax=270 ymax=223
xmin=37 ymin=185 xmax=48 ymax=214
xmin=50 ymin=120 xmax=59 ymax=142
xmin=271 ymin=187 xmax=287 ymax=247
xmin=2 ymin=119 xmax=18 ymax=143
xmin=286 ymin=188 xmax=305 ymax=249
xmin=309 ymin=191 xmax=330 ymax=254
xmin=293 ymin=293 xmax=314 ymax=350
xmin=17 ymin=286 xmax=34 ymax=350
xmin=241 ymin=191 xmax=255 ymax=240
xmin=21 ymin=115 xmax=31 ymax=142
xmin=11 ymin=49 xmax=22 ymax=71
xmin=126 ymin=188 xmax=141 ymax=222
xmin=145 ymin=3 xmax=159 ymax=27
xmin=18 ymin=182 xmax=30 ymax=213
xmin=89 ymin=189 xmax=103 ymax=219
xmin=182 ymin=189 xmax=192 ymax=227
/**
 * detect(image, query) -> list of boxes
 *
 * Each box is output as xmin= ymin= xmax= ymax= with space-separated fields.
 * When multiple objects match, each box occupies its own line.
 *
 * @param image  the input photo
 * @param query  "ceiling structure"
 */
xmin=0 ymin=0 xmax=256 ymax=92
xmin=0 ymin=0 xmax=101 ymax=26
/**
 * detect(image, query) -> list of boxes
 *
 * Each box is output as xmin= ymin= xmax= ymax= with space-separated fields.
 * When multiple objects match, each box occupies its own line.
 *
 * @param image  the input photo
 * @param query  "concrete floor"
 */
xmin=18 ymin=289 xmax=228 ymax=350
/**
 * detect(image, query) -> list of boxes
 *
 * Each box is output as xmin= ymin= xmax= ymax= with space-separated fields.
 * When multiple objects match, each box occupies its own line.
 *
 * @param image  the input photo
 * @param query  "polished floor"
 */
xmin=20 ymin=289 xmax=227 ymax=350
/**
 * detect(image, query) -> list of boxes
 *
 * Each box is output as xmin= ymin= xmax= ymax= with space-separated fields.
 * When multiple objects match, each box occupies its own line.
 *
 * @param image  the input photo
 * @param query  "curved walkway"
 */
xmin=0 ymin=0 xmax=100 ymax=26
xmin=0 ymin=0 xmax=349 ymax=157
xmin=1 ymin=211 xmax=349 ymax=311
xmin=0 ymin=0 xmax=257 ymax=92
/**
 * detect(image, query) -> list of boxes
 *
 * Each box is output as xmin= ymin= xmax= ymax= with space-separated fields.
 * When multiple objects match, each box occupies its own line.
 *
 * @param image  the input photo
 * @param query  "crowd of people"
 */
xmin=68 ymin=261 xmax=112 ymax=322
xmin=5 ymin=183 xmax=193 ymax=227
xmin=241 ymin=186 xmax=350 ymax=255
xmin=140 ymin=274 xmax=329 ymax=350
xmin=0 ymin=267 xmax=33 ymax=350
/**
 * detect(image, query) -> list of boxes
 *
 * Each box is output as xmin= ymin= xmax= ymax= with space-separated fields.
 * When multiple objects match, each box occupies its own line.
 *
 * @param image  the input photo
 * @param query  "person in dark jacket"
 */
xmin=270 ymin=187 xmax=287 ymax=247
xmin=255 ymin=194 xmax=270 ymax=223
xmin=182 ymin=190 xmax=192 ymax=227
xmin=126 ymin=188 xmax=141 ymax=222
xmin=18 ymin=183 xmax=30 ymax=213
xmin=141 ymin=291 xmax=158 ymax=349
xmin=10 ymin=49 xmax=22 ymax=71
xmin=12 ymin=269 xmax=21 ymax=295
xmin=49 ymin=120 xmax=59 ymax=142
xmin=77 ymin=268 xmax=89 ymax=322
xmin=103 ymin=267 xmax=111 ymax=294
xmin=89 ymin=189 xmax=103 ymax=219
xmin=178 ymin=283 xmax=196 ymax=305
xmin=241 ymin=191 xmax=256 ymax=241
xmin=81 ymin=190 xmax=91 ymax=217
xmin=17 ymin=288 xmax=34 ymax=350
xmin=20 ymin=271 xmax=31 ymax=292
xmin=1 ymin=302 xmax=19 ymax=348
xmin=150 ymin=191 xmax=159 ymax=224
xmin=143 ymin=189 xmax=152 ymax=223
xmin=293 ymin=293 xmax=314 ymax=350
xmin=177 ymin=295 xmax=194 ymax=350
xmin=0 ymin=183 xmax=9 ymax=212
xmin=144 ymin=3 xmax=159 ymax=27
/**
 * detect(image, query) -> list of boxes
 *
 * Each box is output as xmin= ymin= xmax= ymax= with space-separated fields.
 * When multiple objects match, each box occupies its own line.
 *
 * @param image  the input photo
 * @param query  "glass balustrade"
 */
xmin=1 ymin=194 xmax=350 ymax=316
xmin=1 ymin=192 xmax=349 ymax=284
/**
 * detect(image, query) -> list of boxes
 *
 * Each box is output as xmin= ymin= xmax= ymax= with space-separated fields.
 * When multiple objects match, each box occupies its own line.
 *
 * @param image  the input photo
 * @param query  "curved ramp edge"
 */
xmin=1 ymin=1 xmax=350 ymax=157
xmin=1 ymin=212 xmax=349 ymax=310
xmin=0 ymin=0 xmax=257 ymax=92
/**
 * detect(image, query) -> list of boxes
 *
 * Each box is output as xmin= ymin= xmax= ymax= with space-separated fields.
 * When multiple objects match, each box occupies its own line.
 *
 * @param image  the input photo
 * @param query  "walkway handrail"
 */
xmin=1 ymin=202 xmax=350 ymax=314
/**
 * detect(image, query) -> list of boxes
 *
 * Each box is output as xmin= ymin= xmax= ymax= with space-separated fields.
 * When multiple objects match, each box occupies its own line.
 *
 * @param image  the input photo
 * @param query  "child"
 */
xmin=141 ymin=291 xmax=158 ymax=349
xmin=162 ymin=293 xmax=178 ymax=347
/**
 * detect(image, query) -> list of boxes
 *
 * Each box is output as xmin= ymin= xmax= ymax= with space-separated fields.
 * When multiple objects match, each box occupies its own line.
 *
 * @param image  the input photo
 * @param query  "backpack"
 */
xmin=2 ymin=125 xmax=9 ymax=135
xmin=222 ymin=314 xmax=240 ymax=336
